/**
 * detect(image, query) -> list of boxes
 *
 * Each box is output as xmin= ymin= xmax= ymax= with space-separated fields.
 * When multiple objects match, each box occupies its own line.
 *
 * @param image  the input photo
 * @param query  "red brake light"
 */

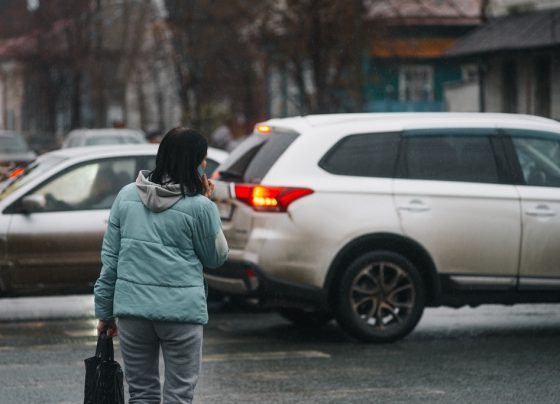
xmin=234 ymin=184 xmax=313 ymax=212
xmin=8 ymin=167 xmax=25 ymax=179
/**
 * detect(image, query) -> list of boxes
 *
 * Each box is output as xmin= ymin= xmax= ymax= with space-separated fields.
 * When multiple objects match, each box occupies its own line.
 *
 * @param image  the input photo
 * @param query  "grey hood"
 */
xmin=135 ymin=170 xmax=183 ymax=212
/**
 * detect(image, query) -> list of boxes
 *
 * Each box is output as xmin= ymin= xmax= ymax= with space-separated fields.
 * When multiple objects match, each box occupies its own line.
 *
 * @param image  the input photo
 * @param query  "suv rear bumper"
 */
xmin=205 ymin=260 xmax=327 ymax=309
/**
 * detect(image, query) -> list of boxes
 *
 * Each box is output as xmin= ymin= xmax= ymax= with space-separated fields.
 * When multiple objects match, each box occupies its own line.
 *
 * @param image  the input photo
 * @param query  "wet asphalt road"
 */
xmin=1 ymin=296 xmax=560 ymax=403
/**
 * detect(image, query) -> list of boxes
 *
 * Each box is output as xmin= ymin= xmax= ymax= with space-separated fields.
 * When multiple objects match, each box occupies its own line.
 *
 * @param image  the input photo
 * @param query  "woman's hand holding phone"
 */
xmin=198 ymin=163 xmax=214 ymax=198
xmin=201 ymin=174 xmax=214 ymax=198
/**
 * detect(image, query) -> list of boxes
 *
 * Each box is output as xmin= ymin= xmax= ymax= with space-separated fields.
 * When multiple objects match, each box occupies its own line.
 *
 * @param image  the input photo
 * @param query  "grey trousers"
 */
xmin=118 ymin=317 xmax=203 ymax=404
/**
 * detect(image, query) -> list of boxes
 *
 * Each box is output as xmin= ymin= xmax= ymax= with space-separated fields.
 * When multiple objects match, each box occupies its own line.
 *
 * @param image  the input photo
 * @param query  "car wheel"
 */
xmin=278 ymin=308 xmax=333 ymax=328
xmin=335 ymin=251 xmax=425 ymax=343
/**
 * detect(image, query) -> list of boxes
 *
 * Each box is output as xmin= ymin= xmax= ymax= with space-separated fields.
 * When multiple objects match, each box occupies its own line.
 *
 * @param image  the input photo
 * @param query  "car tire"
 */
xmin=278 ymin=308 xmax=333 ymax=328
xmin=334 ymin=250 xmax=425 ymax=343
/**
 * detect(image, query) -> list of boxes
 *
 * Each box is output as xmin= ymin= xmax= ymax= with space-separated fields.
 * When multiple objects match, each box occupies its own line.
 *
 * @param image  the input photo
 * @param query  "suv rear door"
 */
xmin=393 ymin=128 xmax=521 ymax=290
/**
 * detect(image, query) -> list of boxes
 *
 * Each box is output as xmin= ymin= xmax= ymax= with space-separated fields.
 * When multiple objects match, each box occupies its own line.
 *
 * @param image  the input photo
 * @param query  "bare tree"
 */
xmin=164 ymin=0 xmax=267 ymax=132
xmin=255 ymin=0 xmax=367 ymax=114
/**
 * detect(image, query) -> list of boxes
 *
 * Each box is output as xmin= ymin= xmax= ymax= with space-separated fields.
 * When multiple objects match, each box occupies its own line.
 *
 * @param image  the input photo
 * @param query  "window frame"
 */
xmin=396 ymin=128 xmax=512 ymax=185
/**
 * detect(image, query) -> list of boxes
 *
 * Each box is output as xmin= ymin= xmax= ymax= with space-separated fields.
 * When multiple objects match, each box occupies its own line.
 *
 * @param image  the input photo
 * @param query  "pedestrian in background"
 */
xmin=146 ymin=129 xmax=164 ymax=144
xmin=210 ymin=117 xmax=236 ymax=151
xmin=94 ymin=127 xmax=229 ymax=403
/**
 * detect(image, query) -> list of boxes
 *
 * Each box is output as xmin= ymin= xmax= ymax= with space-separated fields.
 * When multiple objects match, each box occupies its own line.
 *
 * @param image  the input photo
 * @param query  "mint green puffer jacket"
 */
xmin=94 ymin=172 xmax=229 ymax=324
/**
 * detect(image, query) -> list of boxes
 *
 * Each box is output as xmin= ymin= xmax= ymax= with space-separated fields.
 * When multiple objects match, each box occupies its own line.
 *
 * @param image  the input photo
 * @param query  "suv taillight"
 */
xmin=234 ymin=184 xmax=313 ymax=212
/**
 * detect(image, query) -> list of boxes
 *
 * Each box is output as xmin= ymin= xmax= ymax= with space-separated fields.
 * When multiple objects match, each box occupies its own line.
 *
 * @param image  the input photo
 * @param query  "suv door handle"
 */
xmin=397 ymin=200 xmax=430 ymax=212
xmin=525 ymin=205 xmax=556 ymax=217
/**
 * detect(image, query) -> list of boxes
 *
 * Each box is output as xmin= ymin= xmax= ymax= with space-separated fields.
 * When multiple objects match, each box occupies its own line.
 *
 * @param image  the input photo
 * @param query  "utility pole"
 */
xmin=93 ymin=0 xmax=106 ymax=127
xmin=478 ymin=0 xmax=490 ymax=112
xmin=353 ymin=0 xmax=366 ymax=112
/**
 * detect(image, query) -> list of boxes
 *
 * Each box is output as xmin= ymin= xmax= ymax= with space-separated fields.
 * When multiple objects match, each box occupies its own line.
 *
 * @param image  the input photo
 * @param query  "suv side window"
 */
xmin=403 ymin=135 xmax=499 ymax=183
xmin=319 ymin=133 xmax=399 ymax=178
xmin=511 ymin=135 xmax=560 ymax=187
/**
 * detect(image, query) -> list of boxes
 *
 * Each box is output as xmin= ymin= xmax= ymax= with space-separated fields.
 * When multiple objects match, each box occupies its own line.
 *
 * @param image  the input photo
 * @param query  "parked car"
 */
xmin=0 ymin=144 xmax=228 ymax=295
xmin=0 ymin=131 xmax=36 ymax=179
xmin=62 ymin=128 xmax=147 ymax=148
xmin=206 ymin=112 xmax=560 ymax=342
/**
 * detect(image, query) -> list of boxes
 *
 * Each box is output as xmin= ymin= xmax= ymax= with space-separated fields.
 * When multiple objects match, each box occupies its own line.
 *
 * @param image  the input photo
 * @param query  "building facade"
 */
xmin=446 ymin=4 xmax=560 ymax=119
xmin=365 ymin=0 xmax=481 ymax=112
xmin=0 ymin=0 xmax=181 ymax=139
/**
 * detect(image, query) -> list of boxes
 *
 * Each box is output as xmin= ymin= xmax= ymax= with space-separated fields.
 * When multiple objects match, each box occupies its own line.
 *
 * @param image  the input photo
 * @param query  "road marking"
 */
xmin=64 ymin=329 xmax=97 ymax=338
xmin=203 ymin=350 xmax=330 ymax=363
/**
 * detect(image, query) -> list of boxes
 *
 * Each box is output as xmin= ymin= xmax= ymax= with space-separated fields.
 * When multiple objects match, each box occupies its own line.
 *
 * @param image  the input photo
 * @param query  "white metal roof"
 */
xmin=264 ymin=113 xmax=560 ymax=135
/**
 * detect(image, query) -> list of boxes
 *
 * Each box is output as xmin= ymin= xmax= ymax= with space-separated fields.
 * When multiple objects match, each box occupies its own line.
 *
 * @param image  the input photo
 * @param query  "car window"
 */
xmin=512 ymin=137 xmax=560 ymax=187
xmin=85 ymin=136 xmax=124 ymax=146
xmin=244 ymin=130 xmax=299 ymax=183
xmin=319 ymin=133 xmax=399 ymax=178
xmin=65 ymin=135 xmax=81 ymax=148
xmin=28 ymin=158 xmax=137 ymax=212
xmin=205 ymin=158 xmax=219 ymax=176
xmin=125 ymin=136 xmax=144 ymax=144
xmin=0 ymin=135 xmax=30 ymax=153
xmin=216 ymin=128 xmax=299 ymax=183
xmin=403 ymin=135 xmax=499 ymax=183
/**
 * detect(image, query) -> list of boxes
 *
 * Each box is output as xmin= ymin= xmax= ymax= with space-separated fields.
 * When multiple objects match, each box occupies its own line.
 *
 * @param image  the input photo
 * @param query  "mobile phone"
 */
xmin=197 ymin=165 xmax=205 ymax=179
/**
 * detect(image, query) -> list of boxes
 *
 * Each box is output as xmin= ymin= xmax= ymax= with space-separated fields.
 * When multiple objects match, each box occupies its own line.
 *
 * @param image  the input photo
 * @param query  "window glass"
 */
xmin=216 ymin=129 xmax=299 ymax=183
xmin=0 ymin=135 xmax=30 ymax=153
xmin=399 ymin=65 xmax=434 ymax=102
xmin=85 ymin=136 xmax=123 ymax=146
xmin=216 ymin=133 xmax=267 ymax=181
xmin=244 ymin=130 xmax=299 ymax=183
xmin=512 ymin=137 xmax=560 ymax=187
xmin=31 ymin=158 xmax=136 ymax=212
xmin=320 ymin=133 xmax=399 ymax=178
xmin=67 ymin=136 xmax=81 ymax=147
xmin=142 ymin=157 xmax=156 ymax=171
xmin=205 ymin=159 xmax=219 ymax=176
xmin=405 ymin=135 xmax=499 ymax=183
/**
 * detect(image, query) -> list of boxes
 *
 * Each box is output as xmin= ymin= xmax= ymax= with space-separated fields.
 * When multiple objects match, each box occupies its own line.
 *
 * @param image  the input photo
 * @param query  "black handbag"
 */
xmin=84 ymin=332 xmax=125 ymax=404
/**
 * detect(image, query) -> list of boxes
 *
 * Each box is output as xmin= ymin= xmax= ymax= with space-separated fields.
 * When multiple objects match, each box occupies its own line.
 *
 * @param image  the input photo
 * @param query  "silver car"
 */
xmin=0 ymin=144 xmax=228 ymax=295
xmin=62 ymin=128 xmax=147 ymax=148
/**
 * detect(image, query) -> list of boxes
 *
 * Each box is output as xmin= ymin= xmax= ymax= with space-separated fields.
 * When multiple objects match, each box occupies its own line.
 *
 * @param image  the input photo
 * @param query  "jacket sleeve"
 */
xmin=193 ymin=201 xmax=229 ymax=269
xmin=94 ymin=192 xmax=122 ymax=321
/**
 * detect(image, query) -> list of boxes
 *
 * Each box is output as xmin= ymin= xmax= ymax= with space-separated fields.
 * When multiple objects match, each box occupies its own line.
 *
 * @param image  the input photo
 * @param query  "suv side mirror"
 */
xmin=21 ymin=194 xmax=47 ymax=213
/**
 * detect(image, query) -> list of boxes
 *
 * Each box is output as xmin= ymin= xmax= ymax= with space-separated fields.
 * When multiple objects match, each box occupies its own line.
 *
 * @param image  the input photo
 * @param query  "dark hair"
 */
xmin=150 ymin=127 xmax=208 ymax=196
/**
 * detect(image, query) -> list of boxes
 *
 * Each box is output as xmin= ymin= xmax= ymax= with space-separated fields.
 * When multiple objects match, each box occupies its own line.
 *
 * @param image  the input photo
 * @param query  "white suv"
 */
xmin=206 ymin=113 xmax=560 ymax=342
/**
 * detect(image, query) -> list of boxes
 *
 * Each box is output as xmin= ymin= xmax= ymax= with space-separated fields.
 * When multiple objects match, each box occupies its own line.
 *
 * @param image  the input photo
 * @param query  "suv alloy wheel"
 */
xmin=335 ymin=251 xmax=425 ymax=342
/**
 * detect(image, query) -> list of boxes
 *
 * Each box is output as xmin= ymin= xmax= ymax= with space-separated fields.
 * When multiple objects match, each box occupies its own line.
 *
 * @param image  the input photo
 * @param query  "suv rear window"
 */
xmin=217 ymin=129 xmax=299 ymax=183
xmin=319 ymin=132 xmax=399 ymax=178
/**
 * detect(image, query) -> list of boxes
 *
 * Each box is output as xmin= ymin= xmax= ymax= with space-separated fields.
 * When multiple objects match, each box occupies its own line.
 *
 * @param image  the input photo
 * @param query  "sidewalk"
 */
xmin=0 ymin=294 xmax=94 ymax=321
